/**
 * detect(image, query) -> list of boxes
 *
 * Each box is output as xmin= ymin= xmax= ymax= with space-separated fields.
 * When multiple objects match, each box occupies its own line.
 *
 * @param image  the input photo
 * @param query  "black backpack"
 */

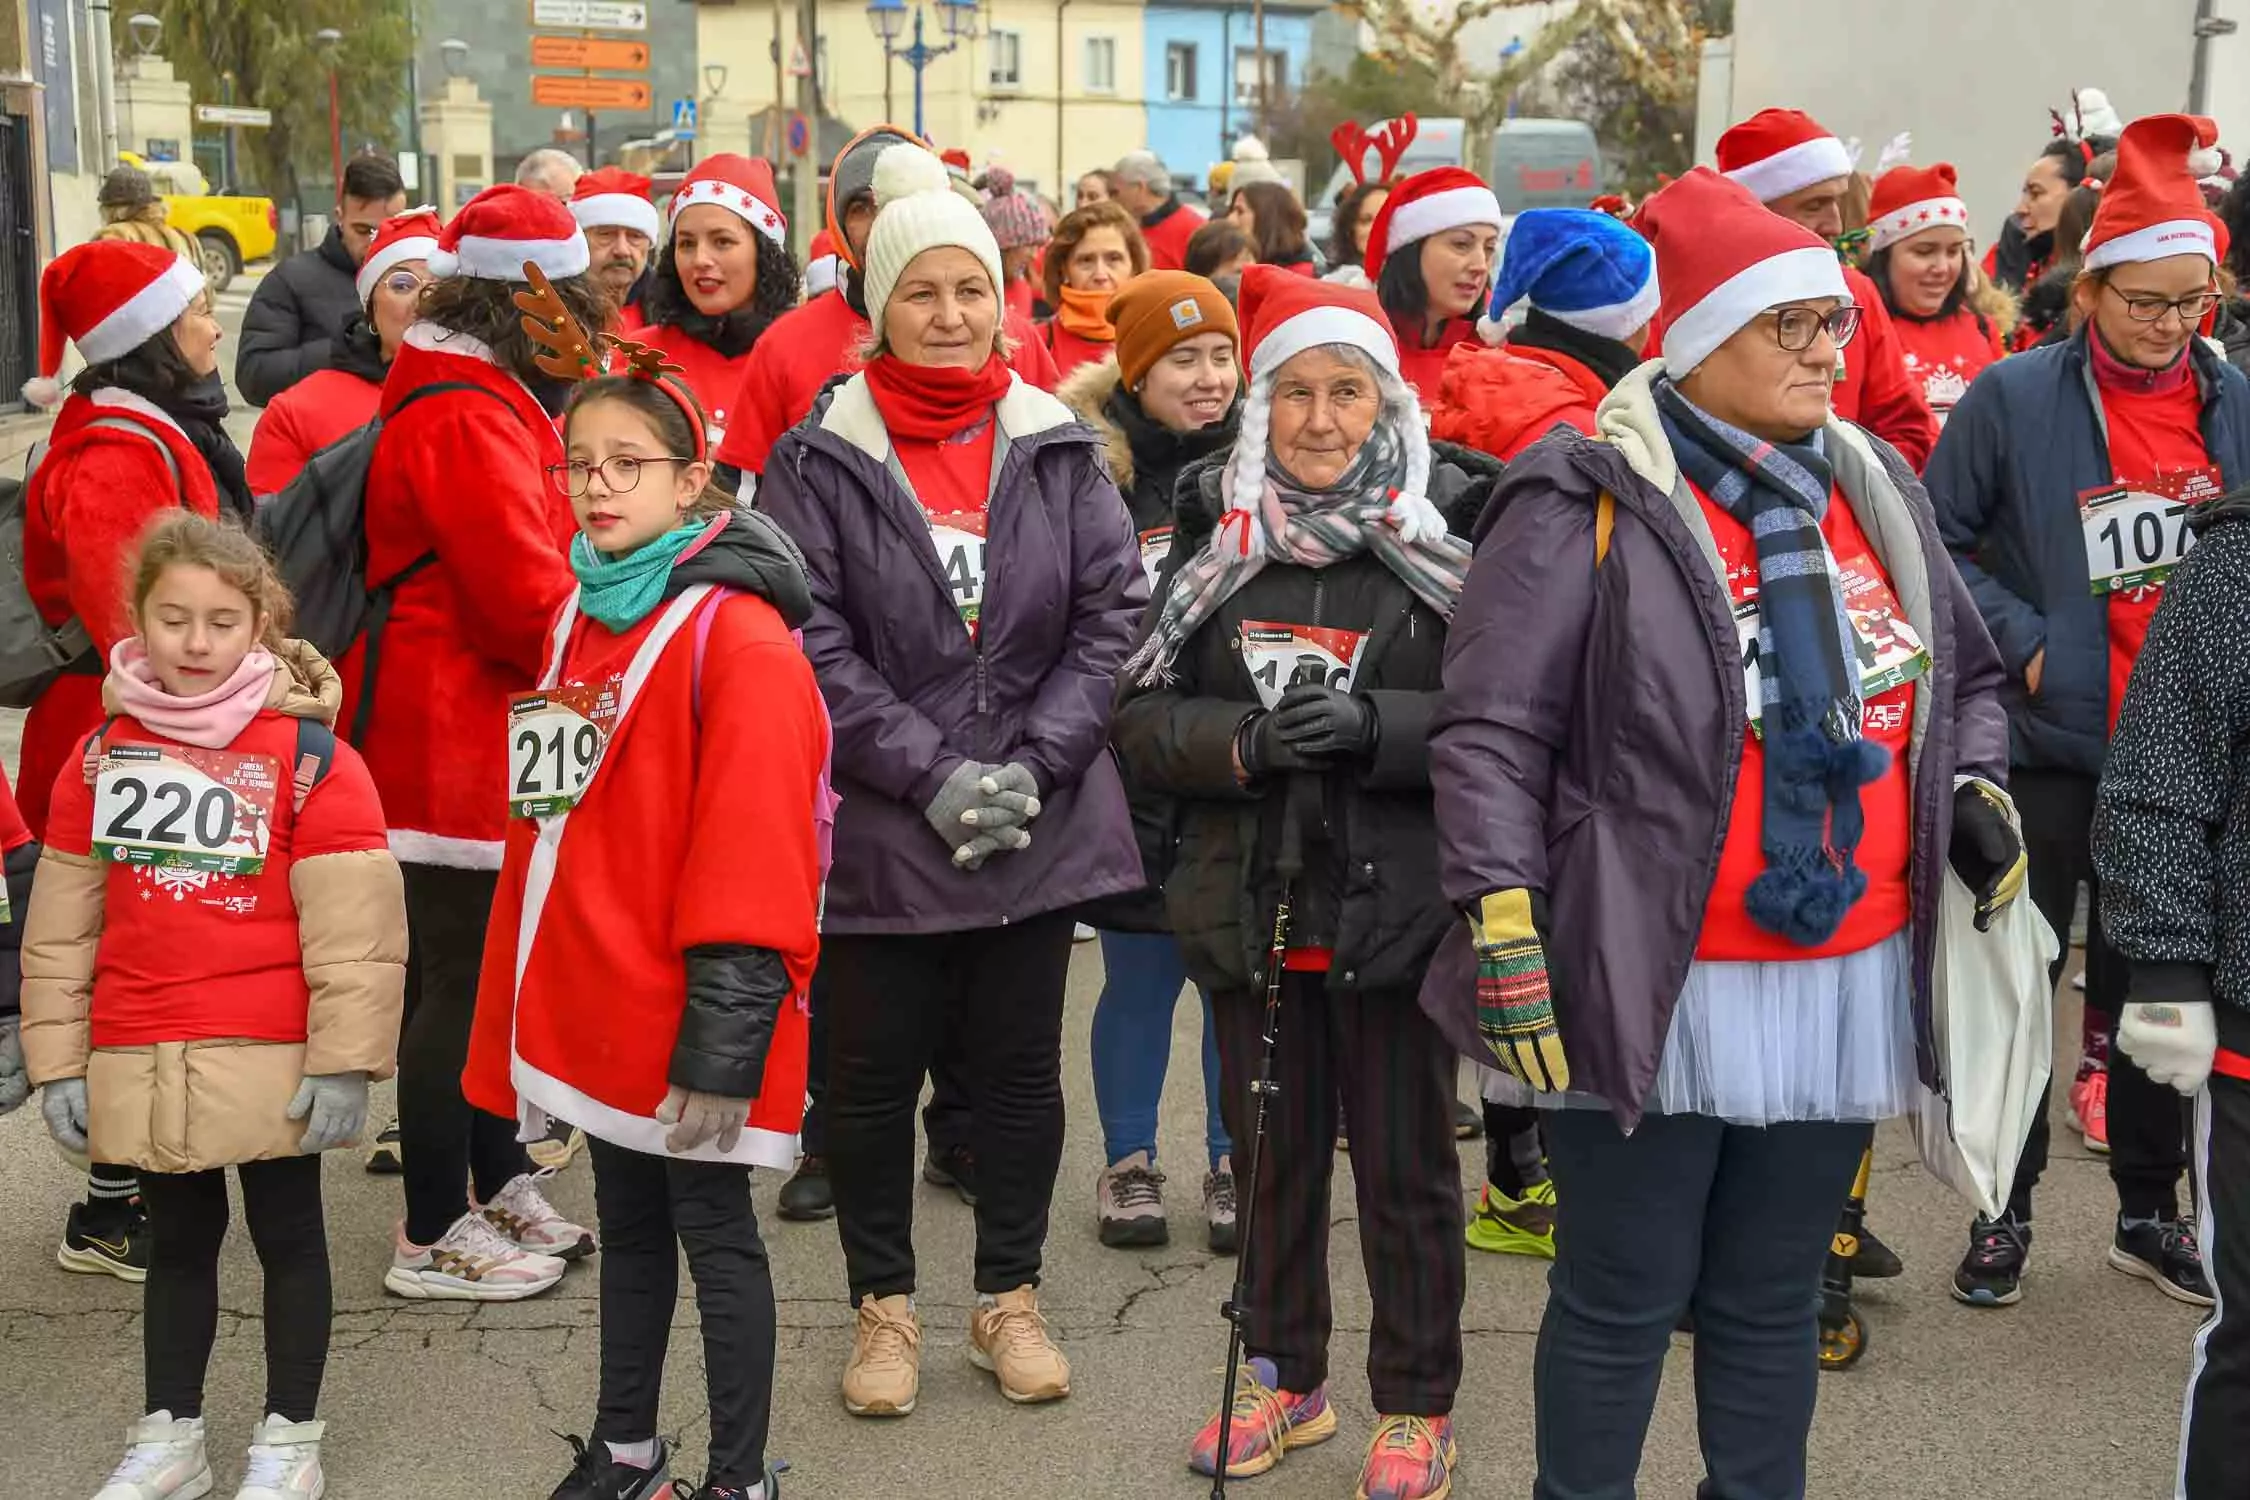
xmin=253 ymin=379 xmax=518 ymax=741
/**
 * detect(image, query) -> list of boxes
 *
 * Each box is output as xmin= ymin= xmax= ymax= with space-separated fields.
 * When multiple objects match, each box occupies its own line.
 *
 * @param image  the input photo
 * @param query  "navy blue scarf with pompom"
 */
xmin=1656 ymin=378 xmax=1888 ymax=948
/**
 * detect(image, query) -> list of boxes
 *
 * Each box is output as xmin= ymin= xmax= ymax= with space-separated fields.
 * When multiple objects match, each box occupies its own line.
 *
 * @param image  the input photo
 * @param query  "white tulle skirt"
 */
xmin=1479 ymin=930 xmax=1916 ymax=1127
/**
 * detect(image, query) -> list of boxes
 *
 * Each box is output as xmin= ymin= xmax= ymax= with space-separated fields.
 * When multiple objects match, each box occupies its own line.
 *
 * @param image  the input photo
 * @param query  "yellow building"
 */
xmin=695 ymin=0 xmax=1146 ymax=205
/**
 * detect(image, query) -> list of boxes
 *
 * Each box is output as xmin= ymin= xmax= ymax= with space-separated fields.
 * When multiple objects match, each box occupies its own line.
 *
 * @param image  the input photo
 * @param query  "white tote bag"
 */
xmin=1912 ymin=862 xmax=2059 ymax=1221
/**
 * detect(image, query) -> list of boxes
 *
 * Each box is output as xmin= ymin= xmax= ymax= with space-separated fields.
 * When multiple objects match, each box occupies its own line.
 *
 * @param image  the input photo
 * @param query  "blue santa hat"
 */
xmin=1488 ymin=207 xmax=1660 ymax=342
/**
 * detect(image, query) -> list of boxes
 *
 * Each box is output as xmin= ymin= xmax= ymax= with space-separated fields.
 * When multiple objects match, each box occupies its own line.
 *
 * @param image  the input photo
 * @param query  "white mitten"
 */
xmin=1384 ymin=491 xmax=1451 ymax=547
xmin=2118 ymin=1001 xmax=2218 ymax=1096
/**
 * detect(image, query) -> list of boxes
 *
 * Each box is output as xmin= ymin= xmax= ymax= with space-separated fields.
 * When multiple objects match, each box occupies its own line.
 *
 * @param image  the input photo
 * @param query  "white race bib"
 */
xmin=2080 ymin=468 xmax=2222 ymax=596
xmin=507 ymin=679 xmax=617 ymax=818
xmin=1737 ymin=558 xmax=1930 ymax=735
xmin=1236 ymin=620 xmax=1371 ymax=711
xmin=93 ymin=744 xmax=279 ymax=875
xmin=929 ymin=513 xmax=988 ymax=633
xmin=1137 ymin=525 xmax=1173 ymax=593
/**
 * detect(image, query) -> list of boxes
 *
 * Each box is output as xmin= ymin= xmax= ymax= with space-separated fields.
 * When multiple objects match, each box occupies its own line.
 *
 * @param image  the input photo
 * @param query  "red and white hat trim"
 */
xmin=1723 ymin=133 xmax=1854 ymax=205
xmin=77 ymin=254 xmax=206 ymax=366
xmin=1248 ymin=305 xmax=1400 ymax=381
xmin=427 ymin=233 xmax=588 ymax=282
xmin=356 ymin=212 xmax=442 ymax=305
xmin=1661 ymin=246 xmax=1849 ymax=377
xmin=2085 ymin=218 xmax=2220 ymax=271
xmin=670 ymin=177 xmax=788 ymax=247
xmin=572 ymin=192 xmax=661 ymax=242
xmin=1383 ymin=183 xmax=1503 ymax=255
xmin=1870 ymin=195 xmax=1971 ymax=252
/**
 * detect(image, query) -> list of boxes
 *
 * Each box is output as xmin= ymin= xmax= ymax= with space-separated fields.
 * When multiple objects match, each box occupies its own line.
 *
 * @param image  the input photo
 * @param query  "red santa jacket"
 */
xmin=1139 ymin=198 xmax=1207 ymax=272
xmin=1391 ymin=316 xmax=1484 ymax=406
xmin=21 ymin=390 xmax=221 ymax=839
xmin=1892 ymin=305 xmax=2006 ymax=427
xmin=358 ymin=324 xmax=576 ymax=869
xmin=633 ymin=323 xmax=754 ymax=454
xmin=714 ymin=290 xmax=1062 ymax=476
xmin=466 ymin=576 xmax=827 ymax=1167
xmin=1429 ymin=340 xmax=1608 ymax=461
xmin=246 ymin=367 xmax=382 ymax=496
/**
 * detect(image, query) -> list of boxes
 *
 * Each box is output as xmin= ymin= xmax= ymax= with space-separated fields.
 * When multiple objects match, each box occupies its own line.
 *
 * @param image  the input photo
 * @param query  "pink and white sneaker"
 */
xmin=93 ymin=1411 xmax=211 ymax=1500
xmin=384 ymin=1213 xmax=566 ymax=1302
xmin=476 ymin=1170 xmax=597 ymax=1260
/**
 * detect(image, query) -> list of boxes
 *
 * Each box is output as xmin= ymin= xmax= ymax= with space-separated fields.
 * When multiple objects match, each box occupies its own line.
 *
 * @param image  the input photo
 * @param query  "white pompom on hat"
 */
xmin=427 ymin=183 xmax=591 ymax=283
xmin=23 ymin=239 xmax=206 ymax=408
xmin=860 ymin=143 xmax=1007 ymax=345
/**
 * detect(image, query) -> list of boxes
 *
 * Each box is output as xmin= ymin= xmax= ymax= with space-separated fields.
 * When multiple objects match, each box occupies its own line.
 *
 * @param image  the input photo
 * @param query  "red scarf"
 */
xmin=863 ymin=353 xmax=1013 ymax=441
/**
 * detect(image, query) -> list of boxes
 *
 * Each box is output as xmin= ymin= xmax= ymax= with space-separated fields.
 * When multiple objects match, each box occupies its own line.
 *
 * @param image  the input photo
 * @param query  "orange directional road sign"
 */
xmin=531 ymin=75 xmax=653 ymax=110
xmin=530 ymin=36 xmax=650 ymax=70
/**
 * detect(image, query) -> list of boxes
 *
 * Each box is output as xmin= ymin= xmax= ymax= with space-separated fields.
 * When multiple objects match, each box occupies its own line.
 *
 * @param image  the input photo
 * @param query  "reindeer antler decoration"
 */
xmin=605 ymin=337 xmax=688 ymax=383
xmin=512 ymin=263 xmax=603 ymax=382
xmin=1328 ymin=113 xmax=1420 ymax=188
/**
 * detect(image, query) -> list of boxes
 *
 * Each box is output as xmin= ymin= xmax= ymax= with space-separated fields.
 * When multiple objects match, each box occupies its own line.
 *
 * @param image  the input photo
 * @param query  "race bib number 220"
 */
xmin=93 ymin=744 xmax=279 ymax=875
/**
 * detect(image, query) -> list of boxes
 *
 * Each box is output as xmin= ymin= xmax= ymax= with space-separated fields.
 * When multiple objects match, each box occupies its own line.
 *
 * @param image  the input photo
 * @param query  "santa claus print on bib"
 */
xmin=1237 ymin=620 xmax=1371 ymax=710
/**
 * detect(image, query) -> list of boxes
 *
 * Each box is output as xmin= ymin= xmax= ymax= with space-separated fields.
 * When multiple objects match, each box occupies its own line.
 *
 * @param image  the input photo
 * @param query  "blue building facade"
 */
xmin=1140 ymin=1 xmax=1318 ymax=190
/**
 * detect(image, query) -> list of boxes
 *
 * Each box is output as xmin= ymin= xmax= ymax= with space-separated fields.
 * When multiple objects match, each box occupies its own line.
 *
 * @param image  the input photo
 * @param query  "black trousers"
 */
xmin=141 ymin=1154 xmax=330 ymax=1423
xmin=1483 ymin=1101 xmax=1550 ymax=1195
xmin=800 ymin=969 xmax=971 ymax=1161
xmin=586 ymin=1137 xmax=774 ymax=1487
xmin=2010 ymin=769 xmax=2187 ymax=1221
xmin=1210 ymin=972 xmax=1465 ymax=1415
xmin=398 ymin=863 xmax=531 ymax=1245
xmin=822 ymin=913 xmax=1075 ymax=1302
xmin=2182 ymin=1009 xmax=2250 ymax=1498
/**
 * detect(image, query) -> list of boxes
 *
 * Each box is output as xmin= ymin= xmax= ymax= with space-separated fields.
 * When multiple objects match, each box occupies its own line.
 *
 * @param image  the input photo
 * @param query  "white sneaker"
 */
xmin=232 ymin=1414 xmax=325 ymax=1500
xmin=94 ymin=1411 xmax=212 ymax=1500
xmin=384 ymin=1213 xmax=566 ymax=1301
xmin=475 ymin=1170 xmax=597 ymax=1259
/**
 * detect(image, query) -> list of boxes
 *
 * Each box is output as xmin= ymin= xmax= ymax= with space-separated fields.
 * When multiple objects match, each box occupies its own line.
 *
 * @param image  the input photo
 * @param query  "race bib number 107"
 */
xmin=93 ymin=744 xmax=279 ymax=875
xmin=2081 ymin=468 xmax=2223 ymax=596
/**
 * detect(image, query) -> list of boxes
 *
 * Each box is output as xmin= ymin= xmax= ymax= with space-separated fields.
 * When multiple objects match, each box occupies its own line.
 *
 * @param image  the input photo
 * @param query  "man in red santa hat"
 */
xmin=1713 ymin=108 xmax=1942 ymax=472
xmin=570 ymin=165 xmax=661 ymax=328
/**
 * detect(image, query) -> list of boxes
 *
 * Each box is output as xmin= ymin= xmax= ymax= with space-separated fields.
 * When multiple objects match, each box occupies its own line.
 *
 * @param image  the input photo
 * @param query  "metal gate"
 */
xmin=0 ymin=112 xmax=38 ymax=409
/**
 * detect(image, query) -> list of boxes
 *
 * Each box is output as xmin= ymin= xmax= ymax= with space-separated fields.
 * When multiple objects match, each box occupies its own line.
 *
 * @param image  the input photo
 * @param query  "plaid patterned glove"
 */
xmin=1470 ymin=889 xmax=1570 ymax=1092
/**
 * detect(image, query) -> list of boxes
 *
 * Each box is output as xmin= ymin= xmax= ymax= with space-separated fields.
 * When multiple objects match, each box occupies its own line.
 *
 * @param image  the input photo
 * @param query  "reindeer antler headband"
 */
xmin=511 ymin=262 xmax=710 ymax=461
xmin=1329 ymin=113 xmax=1418 ymax=189
xmin=606 ymin=337 xmax=711 ymax=461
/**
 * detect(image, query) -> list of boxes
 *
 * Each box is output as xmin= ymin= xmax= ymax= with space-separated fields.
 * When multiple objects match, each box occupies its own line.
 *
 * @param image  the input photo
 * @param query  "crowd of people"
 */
xmin=5 ymin=82 xmax=2250 ymax=1500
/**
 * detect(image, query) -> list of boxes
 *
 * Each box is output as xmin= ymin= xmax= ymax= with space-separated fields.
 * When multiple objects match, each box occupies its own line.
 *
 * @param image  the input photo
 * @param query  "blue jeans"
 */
xmin=1090 ymin=930 xmax=1230 ymax=1170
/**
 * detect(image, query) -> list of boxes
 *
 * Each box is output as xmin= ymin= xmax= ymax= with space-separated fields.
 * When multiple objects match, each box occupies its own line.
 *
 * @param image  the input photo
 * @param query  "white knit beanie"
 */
xmin=862 ymin=143 xmax=1007 ymax=341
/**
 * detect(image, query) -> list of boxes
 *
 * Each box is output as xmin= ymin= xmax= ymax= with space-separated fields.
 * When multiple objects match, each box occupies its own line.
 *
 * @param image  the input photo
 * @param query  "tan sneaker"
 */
xmin=968 ymin=1284 xmax=1072 ymax=1403
xmin=842 ymin=1293 xmax=921 ymax=1417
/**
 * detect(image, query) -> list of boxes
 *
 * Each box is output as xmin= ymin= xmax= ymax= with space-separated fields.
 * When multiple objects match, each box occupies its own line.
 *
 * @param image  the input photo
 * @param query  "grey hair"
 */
xmin=515 ymin=148 xmax=585 ymax=196
xmin=1114 ymin=151 xmax=1172 ymax=192
xmin=1228 ymin=341 xmax=1430 ymax=519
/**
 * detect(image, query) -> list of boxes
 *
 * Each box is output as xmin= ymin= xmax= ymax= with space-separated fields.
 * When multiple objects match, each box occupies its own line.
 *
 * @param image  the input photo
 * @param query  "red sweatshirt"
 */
xmin=1833 ymin=266 xmax=1941 ymax=470
xmin=1139 ymin=199 xmax=1207 ymax=272
xmin=1893 ymin=306 xmax=2005 ymax=427
xmin=634 ymin=323 xmax=754 ymax=451
xmin=246 ymin=367 xmax=382 ymax=496
xmin=2099 ymin=368 xmax=2212 ymax=731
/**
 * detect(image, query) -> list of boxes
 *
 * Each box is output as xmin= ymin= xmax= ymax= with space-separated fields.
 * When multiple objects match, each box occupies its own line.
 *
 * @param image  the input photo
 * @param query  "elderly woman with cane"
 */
xmin=1112 ymin=264 xmax=1499 ymax=1500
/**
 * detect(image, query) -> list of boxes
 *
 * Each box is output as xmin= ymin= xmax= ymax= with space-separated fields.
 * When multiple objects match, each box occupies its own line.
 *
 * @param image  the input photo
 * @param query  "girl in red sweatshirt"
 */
xmin=465 ymin=358 xmax=829 ymax=1500
xmin=23 ymin=511 xmax=406 ymax=1500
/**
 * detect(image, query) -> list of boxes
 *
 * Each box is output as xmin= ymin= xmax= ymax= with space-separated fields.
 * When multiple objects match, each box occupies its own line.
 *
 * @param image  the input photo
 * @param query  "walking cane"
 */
xmin=1211 ymin=774 xmax=1311 ymax=1499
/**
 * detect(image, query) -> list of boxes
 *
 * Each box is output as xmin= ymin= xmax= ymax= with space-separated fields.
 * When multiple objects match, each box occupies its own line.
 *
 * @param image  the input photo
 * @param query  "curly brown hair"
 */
xmin=417 ymin=272 xmax=615 ymax=383
xmin=1043 ymin=200 xmax=1150 ymax=305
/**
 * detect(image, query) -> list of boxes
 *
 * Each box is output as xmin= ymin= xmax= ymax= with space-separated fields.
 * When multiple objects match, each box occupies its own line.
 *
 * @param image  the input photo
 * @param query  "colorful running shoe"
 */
xmin=2070 ymin=1065 xmax=2111 ymax=1154
xmin=385 ymin=1214 xmax=566 ymax=1302
xmin=476 ymin=1170 xmax=597 ymax=1260
xmin=1188 ymin=1357 xmax=1338 ymax=1479
xmin=1465 ymin=1179 xmax=1556 ymax=1259
xmin=2111 ymin=1215 xmax=2216 ymax=1307
xmin=1951 ymin=1211 xmax=2030 ymax=1307
xmin=1356 ymin=1414 xmax=1457 ymax=1500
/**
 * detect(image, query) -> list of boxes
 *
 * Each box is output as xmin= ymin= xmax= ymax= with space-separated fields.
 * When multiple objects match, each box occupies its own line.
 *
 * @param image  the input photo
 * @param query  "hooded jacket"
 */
xmin=236 ymin=225 xmax=363 ymax=408
xmin=245 ymin=319 xmax=388 ymax=496
xmin=1428 ymin=313 xmax=1642 ymax=462
xmin=757 ymin=371 xmax=1145 ymax=934
xmin=21 ymin=640 xmax=407 ymax=1173
xmin=466 ymin=513 xmax=825 ymax=1168
xmin=1110 ymin=441 xmax=1502 ymax=995
xmin=1420 ymin=363 xmax=2007 ymax=1127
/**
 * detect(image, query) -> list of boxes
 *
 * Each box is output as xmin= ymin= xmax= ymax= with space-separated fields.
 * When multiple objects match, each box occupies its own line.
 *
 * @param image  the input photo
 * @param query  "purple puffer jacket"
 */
xmin=1419 ymin=365 xmax=2009 ymax=1128
xmin=756 ymin=372 xmax=1146 ymax=934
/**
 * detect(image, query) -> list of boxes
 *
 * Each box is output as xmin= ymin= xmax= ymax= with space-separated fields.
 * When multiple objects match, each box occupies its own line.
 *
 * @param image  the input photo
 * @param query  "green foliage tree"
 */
xmin=144 ymin=0 xmax=414 ymax=207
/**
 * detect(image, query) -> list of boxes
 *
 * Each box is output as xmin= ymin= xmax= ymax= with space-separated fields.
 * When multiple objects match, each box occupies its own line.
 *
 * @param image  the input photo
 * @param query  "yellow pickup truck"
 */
xmin=121 ymin=154 xmax=278 ymax=292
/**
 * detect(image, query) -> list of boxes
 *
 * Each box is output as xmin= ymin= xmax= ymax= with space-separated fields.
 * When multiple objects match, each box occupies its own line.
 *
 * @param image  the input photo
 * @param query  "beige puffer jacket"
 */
xmin=21 ymin=641 xmax=407 ymax=1173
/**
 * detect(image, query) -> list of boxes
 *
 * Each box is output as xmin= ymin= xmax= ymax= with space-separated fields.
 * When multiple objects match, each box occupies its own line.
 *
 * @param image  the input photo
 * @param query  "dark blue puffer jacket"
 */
xmin=1927 ymin=326 xmax=2250 ymax=776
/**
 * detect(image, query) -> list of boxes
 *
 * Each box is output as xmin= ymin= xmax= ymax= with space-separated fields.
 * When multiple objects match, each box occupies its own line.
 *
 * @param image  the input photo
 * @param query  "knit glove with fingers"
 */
xmin=286 ymin=1072 xmax=370 ymax=1153
xmin=0 ymin=1017 xmax=26 ymax=1116
xmin=42 ymin=1077 xmax=89 ymax=1154
xmin=1469 ymin=889 xmax=1570 ymax=1091
xmin=963 ymin=762 xmax=1042 ymax=833
xmin=656 ymin=1084 xmax=751 ymax=1153
xmin=1949 ymin=780 xmax=2027 ymax=932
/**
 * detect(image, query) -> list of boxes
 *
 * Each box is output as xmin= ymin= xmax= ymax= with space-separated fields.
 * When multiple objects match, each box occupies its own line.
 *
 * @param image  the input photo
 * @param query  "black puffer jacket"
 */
xmin=236 ymin=226 xmax=361 ymax=407
xmin=1111 ymin=440 xmax=1501 ymax=994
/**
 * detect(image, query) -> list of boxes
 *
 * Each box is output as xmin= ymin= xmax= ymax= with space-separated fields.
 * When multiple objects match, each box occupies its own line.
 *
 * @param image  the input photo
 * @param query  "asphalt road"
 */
xmin=0 ymin=268 xmax=2202 ymax=1500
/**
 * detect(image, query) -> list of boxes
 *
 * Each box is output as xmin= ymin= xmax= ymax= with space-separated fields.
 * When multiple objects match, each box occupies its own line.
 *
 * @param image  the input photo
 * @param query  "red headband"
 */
xmin=604 ymin=339 xmax=709 ymax=461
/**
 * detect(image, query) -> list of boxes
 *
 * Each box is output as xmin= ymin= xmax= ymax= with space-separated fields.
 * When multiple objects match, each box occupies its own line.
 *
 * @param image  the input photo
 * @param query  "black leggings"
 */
xmin=399 ymin=863 xmax=530 ymax=1245
xmin=141 ymin=1154 xmax=330 ymax=1423
xmin=588 ymin=1138 xmax=775 ymax=1487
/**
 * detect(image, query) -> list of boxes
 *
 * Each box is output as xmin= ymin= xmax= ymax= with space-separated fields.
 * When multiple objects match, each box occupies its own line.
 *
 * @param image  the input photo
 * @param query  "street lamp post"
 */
xmin=315 ymin=27 xmax=344 ymax=201
xmin=866 ymin=0 xmax=980 ymax=141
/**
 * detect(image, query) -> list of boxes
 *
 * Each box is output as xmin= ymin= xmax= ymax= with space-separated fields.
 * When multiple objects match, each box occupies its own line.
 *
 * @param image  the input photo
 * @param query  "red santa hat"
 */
xmin=356 ymin=208 xmax=443 ymax=306
xmin=1866 ymin=162 xmax=1971 ymax=252
xmin=671 ymin=154 xmax=787 ymax=247
xmin=803 ymin=228 xmax=840 ymax=297
xmin=2084 ymin=114 xmax=2228 ymax=271
xmin=428 ymin=184 xmax=589 ymax=282
xmin=1640 ymin=167 xmax=1848 ymax=377
xmin=1717 ymin=108 xmax=1855 ymax=204
xmin=23 ymin=239 xmax=206 ymax=407
xmin=1363 ymin=166 xmax=1503 ymax=284
xmin=569 ymin=166 xmax=661 ymax=242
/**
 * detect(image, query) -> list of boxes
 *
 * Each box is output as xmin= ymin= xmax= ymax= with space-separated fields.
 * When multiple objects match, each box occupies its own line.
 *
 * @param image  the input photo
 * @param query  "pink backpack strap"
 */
xmin=686 ymin=587 xmax=839 ymax=884
xmin=690 ymin=586 xmax=728 ymax=724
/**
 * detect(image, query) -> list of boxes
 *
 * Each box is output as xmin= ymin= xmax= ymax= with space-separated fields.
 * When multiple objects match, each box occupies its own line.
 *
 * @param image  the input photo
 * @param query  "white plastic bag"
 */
xmin=1911 ymin=866 xmax=2059 ymax=1220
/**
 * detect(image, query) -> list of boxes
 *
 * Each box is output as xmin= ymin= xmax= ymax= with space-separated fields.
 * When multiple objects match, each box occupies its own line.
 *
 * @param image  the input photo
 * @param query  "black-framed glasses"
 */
xmin=1768 ymin=305 xmax=1864 ymax=352
xmin=2103 ymin=283 xmax=2222 ymax=325
xmin=546 ymin=455 xmax=694 ymax=497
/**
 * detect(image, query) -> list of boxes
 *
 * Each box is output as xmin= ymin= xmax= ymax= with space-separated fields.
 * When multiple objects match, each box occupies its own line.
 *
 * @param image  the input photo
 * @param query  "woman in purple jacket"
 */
xmin=1422 ymin=168 xmax=2021 ymax=1499
xmin=756 ymin=144 xmax=1143 ymax=1421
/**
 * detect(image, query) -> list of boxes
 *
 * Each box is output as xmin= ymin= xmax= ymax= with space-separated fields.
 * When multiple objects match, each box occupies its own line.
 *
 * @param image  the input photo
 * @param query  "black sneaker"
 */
xmin=1849 ymin=1222 xmax=1904 ymax=1280
xmin=2110 ymin=1215 xmax=2216 ymax=1307
xmin=677 ymin=1459 xmax=786 ymax=1500
xmin=1950 ymin=1212 xmax=2030 ymax=1307
xmin=923 ymin=1143 xmax=980 ymax=1207
xmin=548 ymin=1434 xmax=672 ymax=1500
xmin=777 ymin=1156 xmax=835 ymax=1222
xmin=1453 ymin=1099 xmax=1483 ymax=1140
xmin=365 ymin=1122 xmax=404 ymax=1175
xmin=58 ymin=1200 xmax=149 ymax=1283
